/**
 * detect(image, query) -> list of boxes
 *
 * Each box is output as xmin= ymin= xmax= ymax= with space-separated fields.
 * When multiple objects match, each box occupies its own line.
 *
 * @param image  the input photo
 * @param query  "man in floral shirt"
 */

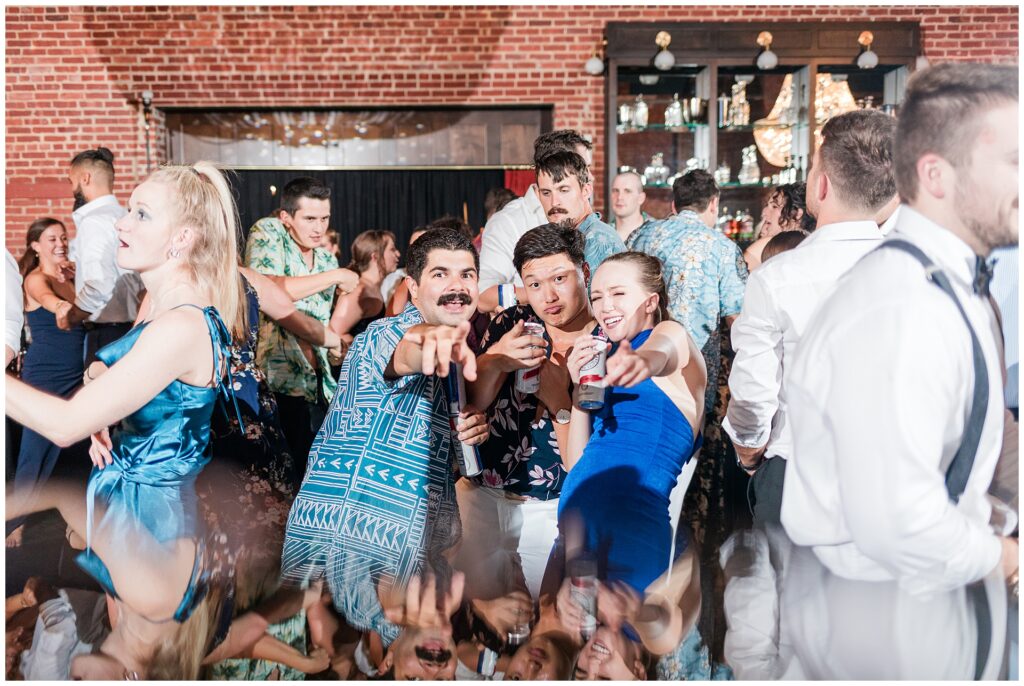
xmin=244 ymin=177 xmax=358 ymax=475
xmin=627 ymin=169 xmax=748 ymax=412
xmin=459 ymin=223 xmax=598 ymax=600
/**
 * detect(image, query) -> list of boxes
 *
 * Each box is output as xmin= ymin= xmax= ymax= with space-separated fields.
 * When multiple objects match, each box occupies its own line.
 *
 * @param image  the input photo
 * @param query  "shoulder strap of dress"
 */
xmin=873 ymin=239 xmax=988 ymax=503
xmin=194 ymin=305 xmax=246 ymax=432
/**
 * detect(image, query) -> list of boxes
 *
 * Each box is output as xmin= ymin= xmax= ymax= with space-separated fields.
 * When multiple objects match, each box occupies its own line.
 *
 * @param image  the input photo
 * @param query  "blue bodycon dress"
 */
xmin=557 ymin=328 xmax=701 ymax=594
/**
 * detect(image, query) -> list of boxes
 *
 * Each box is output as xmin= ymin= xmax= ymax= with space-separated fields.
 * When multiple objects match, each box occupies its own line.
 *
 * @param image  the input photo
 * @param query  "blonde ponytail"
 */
xmin=147 ymin=162 xmax=247 ymax=342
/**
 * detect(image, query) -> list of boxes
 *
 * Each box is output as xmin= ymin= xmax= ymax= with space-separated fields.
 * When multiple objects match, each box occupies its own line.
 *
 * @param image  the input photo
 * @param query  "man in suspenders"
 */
xmin=781 ymin=62 xmax=1018 ymax=679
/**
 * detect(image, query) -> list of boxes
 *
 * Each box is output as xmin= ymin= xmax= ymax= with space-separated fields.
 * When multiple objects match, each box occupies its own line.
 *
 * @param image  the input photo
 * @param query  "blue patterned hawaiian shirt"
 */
xmin=578 ymin=212 xmax=626 ymax=272
xmin=627 ymin=210 xmax=747 ymax=350
xmin=280 ymin=304 xmax=460 ymax=646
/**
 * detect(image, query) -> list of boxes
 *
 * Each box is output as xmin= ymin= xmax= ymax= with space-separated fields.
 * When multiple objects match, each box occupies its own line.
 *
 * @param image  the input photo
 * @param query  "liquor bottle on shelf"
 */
xmin=665 ymin=93 xmax=684 ymax=128
xmin=739 ymin=209 xmax=755 ymax=241
xmin=716 ymin=206 xmax=731 ymax=234
xmin=632 ymin=94 xmax=649 ymax=129
xmin=717 ymin=93 xmax=731 ymax=128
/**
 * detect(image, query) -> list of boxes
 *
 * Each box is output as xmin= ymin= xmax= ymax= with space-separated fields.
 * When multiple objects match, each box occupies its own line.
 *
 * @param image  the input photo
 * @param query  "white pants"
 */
xmin=453 ymin=481 xmax=559 ymax=601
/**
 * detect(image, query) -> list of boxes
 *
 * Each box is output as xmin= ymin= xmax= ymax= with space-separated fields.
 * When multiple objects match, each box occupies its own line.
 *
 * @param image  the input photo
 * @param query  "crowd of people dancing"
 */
xmin=3 ymin=62 xmax=1019 ymax=680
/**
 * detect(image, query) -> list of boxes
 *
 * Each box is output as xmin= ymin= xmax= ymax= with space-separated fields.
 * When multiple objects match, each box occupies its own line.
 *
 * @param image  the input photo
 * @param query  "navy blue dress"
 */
xmin=556 ymin=329 xmax=702 ymax=594
xmin=12 ymin=307 xmax=86 ymax=512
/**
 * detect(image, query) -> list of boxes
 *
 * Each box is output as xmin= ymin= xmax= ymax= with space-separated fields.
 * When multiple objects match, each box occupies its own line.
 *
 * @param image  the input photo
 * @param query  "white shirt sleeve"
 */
xmin=5 ymin=250 xmax=23 ymax=354
xmin=478 ymin=212 xmax=520 ymax=292
xmin=807 ymin=302 xmax=1002 ymax=593
xmin=724 ymin=271 xmax=783 ymax=449
xmin=74 ymin=216 xmax=118 ymax=316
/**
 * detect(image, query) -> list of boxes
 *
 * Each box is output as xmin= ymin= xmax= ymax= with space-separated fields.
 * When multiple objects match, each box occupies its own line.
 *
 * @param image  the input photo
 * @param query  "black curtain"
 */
xmin=228 ymin=169 xmax=506 ymax=261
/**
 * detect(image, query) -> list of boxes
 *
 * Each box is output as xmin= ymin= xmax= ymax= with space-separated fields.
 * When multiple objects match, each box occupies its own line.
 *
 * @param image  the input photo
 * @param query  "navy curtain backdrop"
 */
xmin=228 ymin=169 xmax=506 ymax=263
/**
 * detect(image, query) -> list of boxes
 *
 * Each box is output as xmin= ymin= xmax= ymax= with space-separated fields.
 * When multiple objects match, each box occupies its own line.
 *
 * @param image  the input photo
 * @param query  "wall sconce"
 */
xmin=584 ymin=37 xmax=606 ymax=75
xmin=756 ymin=31 xmax=778 ymax=70
xmin=653 ymin=31 xmax=675 ymax=71
xmin=856 ymin=31 xmax=879 ymax=69
xmin=915 ymin=54 xmax=931 ymax=71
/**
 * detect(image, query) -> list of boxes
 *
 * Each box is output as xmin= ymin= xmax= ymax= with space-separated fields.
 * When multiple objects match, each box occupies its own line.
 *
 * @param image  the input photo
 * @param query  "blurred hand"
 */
xmin=405 ymin=322 xmax=477 ymax=381
xmin=54 ymin=260 xmax=75 ymax=284
xmin=471 ymin=591 xmax=533 ymax=635
xmin=88 ymin=428 xmax=114 ymax=469
xmin=486 ymin=321 xmax=547 ymax=374
xmin=334 ymin=269 xmax=359 ymax=294
xmin=383 ymin=572 xmax=466 ymax=629
xmin=566 ymin=334 xmax=607 ymax=385
xmin=456 ymin=406 xmax=489 ymax=446
xmin=603 ymin=339 xmax=652 ymax=388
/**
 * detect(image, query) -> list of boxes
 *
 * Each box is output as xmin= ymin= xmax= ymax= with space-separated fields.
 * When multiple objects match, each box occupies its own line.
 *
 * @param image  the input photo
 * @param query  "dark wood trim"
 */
xmin=606 ymin=21 xmax=920 ymax=63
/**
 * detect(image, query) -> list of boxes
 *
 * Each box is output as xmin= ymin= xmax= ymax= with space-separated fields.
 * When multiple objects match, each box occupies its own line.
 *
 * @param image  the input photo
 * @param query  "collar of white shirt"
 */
xmin=72 ymin=194 xmax=121 ymax=225
xmin=523 ymin=184 xmax=544 ymax=219
xmin=800 ymin=219 xmax=881 ymax=247
xmin=888 ymin=206 xmax=980 ymax=293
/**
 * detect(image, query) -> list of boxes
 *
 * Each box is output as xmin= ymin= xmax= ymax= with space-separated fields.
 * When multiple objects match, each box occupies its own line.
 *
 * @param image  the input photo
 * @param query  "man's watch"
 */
xmin=737 ymin=454 xmax=766 ymax=474
xmin=554 ymin=409 xmax=571 ymax=425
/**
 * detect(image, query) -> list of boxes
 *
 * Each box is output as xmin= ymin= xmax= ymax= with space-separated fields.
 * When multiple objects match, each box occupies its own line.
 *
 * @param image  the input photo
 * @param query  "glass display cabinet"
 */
xmin=604 ymin=21 xmax=920 ymax=244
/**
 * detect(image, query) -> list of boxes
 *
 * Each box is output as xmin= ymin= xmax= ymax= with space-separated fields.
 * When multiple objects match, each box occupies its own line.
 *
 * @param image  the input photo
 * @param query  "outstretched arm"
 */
xmin=7 ymin=308 xmax=212 ymax=448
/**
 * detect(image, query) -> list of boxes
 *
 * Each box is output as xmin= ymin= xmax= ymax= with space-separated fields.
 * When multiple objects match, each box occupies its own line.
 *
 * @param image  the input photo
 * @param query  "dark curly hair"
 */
xmin=769 ymin=183 xmax=816 ymax=232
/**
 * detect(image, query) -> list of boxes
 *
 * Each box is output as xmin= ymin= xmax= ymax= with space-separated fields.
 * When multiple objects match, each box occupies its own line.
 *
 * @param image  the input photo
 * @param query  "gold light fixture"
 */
xmin=653 ymin=31 xmax=675 ymax=70
xmin=756 ymin=31 xmax=778 ymax=70
xmin=857 ymin=30 xmax=879 ymax=69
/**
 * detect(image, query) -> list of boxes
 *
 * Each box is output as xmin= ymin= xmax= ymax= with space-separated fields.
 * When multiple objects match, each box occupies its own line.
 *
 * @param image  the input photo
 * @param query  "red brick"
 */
xmin=3 ymin=4 xmax=1018 ymax=253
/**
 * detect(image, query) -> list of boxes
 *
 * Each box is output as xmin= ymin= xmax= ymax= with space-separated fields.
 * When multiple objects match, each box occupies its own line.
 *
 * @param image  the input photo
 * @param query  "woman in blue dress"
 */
xmin=6 ymin=218 xmax=86 ymax=546
xmin=5 ymin=161 xmax=247 ymax=680
xmin=554 ymin=251 xmax=720 ymax=678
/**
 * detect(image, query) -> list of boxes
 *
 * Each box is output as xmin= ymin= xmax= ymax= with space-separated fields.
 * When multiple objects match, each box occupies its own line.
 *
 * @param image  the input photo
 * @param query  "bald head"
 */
xmin=611 ymin=172 xmax=646 ymax=225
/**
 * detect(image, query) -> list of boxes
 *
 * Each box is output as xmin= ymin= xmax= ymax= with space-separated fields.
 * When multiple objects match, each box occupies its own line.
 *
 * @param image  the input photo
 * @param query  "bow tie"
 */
xmin=973 ymin=255 xmax=996 ymax=296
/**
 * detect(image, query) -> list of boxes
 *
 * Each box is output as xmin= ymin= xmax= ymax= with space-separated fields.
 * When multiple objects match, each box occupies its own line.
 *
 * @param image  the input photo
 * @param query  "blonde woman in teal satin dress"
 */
xmin=5 ymin=161 xmax=247 ymax=680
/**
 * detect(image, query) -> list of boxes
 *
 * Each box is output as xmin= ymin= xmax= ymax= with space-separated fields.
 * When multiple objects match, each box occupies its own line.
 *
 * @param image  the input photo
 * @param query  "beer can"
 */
xmin=514 ymin=320 xmax=546 ymax=394
xmin=567 ymin=556 xmax=598 ymax=641
xmin=445 ymin=363 xmax=483 ymax=477
xmin=497 ymin=283 xmax=518 ymax=311
xmin=576 ymin=333 xmax=608 ymax=411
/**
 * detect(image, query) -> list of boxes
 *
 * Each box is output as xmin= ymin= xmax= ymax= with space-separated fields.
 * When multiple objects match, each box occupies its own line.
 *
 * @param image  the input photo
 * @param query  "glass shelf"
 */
xmin=719 ymin=181 xmax=774 ymax=189
xmin=717 ymin=122 xmax=807 ymax=132
xmin=616 ymin=123 xmax=707 ymax=134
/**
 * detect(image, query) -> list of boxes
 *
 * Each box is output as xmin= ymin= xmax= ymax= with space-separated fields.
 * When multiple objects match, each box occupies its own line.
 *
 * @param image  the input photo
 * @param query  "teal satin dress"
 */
xmin=77 ymin=305 xmax=235 ymax=622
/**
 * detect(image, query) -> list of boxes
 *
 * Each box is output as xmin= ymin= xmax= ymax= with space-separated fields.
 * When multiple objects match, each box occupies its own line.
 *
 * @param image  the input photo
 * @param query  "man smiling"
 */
xmin=281 ymin=228 xmax=489 ymax=648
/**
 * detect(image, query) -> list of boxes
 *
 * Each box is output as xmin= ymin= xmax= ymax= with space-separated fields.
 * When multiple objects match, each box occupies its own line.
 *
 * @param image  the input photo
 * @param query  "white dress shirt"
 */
xmin=724 ymin=220 xmax=883 ymax=461
xmin=72 ymin=194 xmax=142 ymax=323
xmin=879 ymin=203 xmax=902 ymax=236
xmin=477 ymin=185 xmax=547 ymax=291
xmin=781 ymin=207 xmax=1005 ymax=595
xmin=5 ymin=249 xmax=23 ymax=355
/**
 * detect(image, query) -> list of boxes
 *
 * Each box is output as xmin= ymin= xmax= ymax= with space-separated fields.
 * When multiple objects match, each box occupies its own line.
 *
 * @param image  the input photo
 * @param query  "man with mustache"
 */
xmin=535 ymin=150 xmax=625 ymax=274
xmin=65 ymin=147 xmax=144 ymax=364
xmin=477 ymin=129 xmax=597 ymax=313
xmin=281 ymin=228 xmax=489 ymax=651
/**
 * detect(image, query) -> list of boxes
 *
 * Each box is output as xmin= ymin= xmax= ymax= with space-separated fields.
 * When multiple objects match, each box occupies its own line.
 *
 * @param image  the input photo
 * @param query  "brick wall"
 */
xmin=5 ymin=5 xmax=1018 ymax=254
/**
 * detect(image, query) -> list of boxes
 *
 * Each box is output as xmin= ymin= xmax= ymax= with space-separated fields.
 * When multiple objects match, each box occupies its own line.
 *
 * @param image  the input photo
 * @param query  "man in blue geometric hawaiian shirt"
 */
xmin=280 ymin=228 xmax=489 ymax=647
